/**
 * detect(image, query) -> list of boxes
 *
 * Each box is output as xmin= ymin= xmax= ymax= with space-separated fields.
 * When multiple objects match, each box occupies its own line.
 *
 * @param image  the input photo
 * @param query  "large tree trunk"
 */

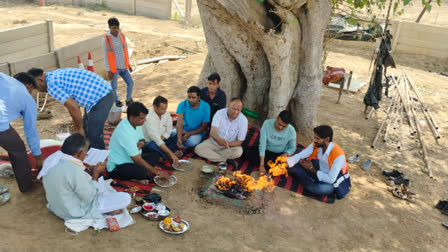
xmin=197 ymin=0 xmax=332 ymax=138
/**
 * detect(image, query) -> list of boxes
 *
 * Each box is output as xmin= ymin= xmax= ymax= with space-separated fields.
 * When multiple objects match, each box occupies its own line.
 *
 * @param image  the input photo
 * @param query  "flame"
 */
xmin=216 ymin=176 xmax=236 ymax=191
xmin=215 ymin=171 xmax=275 ymax=193
xmin=267 ymin=156 xmax=289 ymax=177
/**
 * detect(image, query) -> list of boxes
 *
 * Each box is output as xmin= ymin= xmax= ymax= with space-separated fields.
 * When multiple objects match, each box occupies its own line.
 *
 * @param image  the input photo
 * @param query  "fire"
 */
xmin=215 ymin=171 xmax=275 ymax=193
xmin=267 ymin=156 xmax=289 ymax=177
xmin=216 ymin=176 xmax=236 ymax=191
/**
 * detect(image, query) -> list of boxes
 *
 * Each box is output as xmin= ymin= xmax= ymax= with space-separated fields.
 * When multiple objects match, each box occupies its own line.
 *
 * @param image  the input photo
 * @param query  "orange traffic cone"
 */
xmin=87 ymin=52 xmax=95 ymax=73
xmin=77 ymin=56 xmax=85 ymax=69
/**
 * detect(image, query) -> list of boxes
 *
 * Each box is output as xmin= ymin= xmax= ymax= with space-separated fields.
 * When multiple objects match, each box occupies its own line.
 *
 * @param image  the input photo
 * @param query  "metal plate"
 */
xmin=159 ymin=220 xmax=190 ymax=235
xmin=172 ymin=160 xmax=193 ymax=171
xmin=154 ymin=175 xmax=178 ymax=188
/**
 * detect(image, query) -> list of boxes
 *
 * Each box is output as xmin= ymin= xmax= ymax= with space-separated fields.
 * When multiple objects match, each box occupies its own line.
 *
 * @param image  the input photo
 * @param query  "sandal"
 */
xmin=400 ymin=184 xmax=417 ymax=203
xmin=0 ymin=185 xmax=8 ymax=194
xmin=0 ymin=192 xmax=11 ymax=206
xmin=392 ymin=187 xmax=407 ymax=200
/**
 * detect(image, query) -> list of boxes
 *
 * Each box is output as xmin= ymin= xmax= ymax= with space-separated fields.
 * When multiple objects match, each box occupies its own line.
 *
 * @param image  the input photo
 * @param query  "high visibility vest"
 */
xmin=307 ymin=142 xmax=351 ymax=199
xmin=103 ymin=33 xmax=130 ymax=73
xmin=307 ymin=142 xmax=348 ymax=174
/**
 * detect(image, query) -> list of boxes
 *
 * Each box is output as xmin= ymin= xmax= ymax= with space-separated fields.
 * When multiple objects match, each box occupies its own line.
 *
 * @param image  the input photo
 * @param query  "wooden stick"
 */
xmin=137 ymin=55 xmax=187 ymax=65
xmin=371 ymin=90 xmax=398 ymax=148
xmin=404 ymin=72 xmax=439 ymax=129
xmin=397 ymin=104 xmax=403 ymax=150
xmin=405 ymin=76 xmax=433 ymax=178
xmin=402 ymin=75 xmax=417 ymax=135
xmin=391 ymin=74 xmax=416 ymax=135
xmin=172 ymin=46 xmax=198 ymax=54
xmin=384 ymin=94 xmax=400 ymax=142
xmin=365 ymin=107 xmax=375 ymax=119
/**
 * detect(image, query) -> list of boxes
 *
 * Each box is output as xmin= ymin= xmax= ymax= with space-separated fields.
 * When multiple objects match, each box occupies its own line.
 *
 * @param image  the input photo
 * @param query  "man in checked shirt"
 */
xmin=102 ymin=17 xmax=134 ymax=107
xmin=28 ymin=68 xmax=114 ymax=150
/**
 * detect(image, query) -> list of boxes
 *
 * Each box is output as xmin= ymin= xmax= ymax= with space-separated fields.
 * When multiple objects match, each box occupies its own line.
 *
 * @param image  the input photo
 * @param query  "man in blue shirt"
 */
xmin=200 ymin=73 xmax=226 ymax=122
xmin=173 ymin=86 xmax=210 ymax=149
xmin=28 ymin=68 xmax=114 ymax=150
xmin=0 ymin=72 xmax=43 ymax=192
xmin=107 ymin=102 xmax=170 ymax=184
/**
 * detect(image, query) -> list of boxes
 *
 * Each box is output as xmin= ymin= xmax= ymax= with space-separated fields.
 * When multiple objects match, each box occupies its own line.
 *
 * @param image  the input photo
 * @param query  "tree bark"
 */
xmin=197 ymin=0 xmax=332 ymax=138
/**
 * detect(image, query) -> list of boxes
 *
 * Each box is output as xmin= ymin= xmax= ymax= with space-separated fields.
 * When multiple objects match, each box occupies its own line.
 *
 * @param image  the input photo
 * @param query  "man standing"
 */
xmin=102 ymin=17 xmax=134 ymax=107
xmin=287 ymin=125 xmax=351 ymax=199
xmin=195 ymin=98 xmax=247 ymax=162
xmin=174 ymin=86 xmax=210 ymax=149
xmin=107 ymin=102 xmax=170 ymax=184
xmin=28 ymin=68 xmax=113 ymax=150
xmin=142 ymin=96 xmax=181 ymax=166
xmin=258 ymin=110 xmax=297 ymax=175
xmin=0 ymin=72 xmax=43 ymax=192
xmin=200 ymin=73 xmax=226 ymax=122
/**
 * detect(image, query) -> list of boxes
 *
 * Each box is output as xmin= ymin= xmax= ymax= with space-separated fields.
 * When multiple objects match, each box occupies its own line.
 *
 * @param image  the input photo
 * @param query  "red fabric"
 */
xmin=322 ymin=66 xmax=346 ymax=85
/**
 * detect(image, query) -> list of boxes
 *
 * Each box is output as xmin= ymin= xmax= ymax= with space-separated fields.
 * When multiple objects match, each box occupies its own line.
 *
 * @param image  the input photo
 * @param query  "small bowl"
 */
xmin=130 ymin=205 xmax=142 ymax=214
xmin=158 ymin=209 xmax=170 ymax=217
xmin=145 ymin=212 xmax=159 ymax=218
xmin=143 ymin=203 xmax=156 ymax=211
xmin=200 ymin=165 xmax=214 ymax=175
xmin=155 ymin=203 xmax=167 ymax=211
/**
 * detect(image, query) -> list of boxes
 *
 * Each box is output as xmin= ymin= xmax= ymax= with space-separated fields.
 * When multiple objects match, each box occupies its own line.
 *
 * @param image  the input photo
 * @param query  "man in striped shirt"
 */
xmin=28 ymin=68 xmax=114 ymax=150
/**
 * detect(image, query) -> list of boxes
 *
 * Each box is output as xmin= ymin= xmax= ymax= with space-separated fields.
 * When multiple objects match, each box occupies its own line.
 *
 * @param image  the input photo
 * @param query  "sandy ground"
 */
xmin=1 ymin=2 xmax=448 ymax=252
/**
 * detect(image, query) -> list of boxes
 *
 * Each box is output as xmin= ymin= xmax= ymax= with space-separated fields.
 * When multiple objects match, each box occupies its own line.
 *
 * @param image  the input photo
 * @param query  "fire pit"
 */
xmin=215 ymin=171 xmax=275 ymax=200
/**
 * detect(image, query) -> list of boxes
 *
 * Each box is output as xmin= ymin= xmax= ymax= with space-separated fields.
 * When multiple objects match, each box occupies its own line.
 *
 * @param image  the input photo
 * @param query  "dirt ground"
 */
xmin=1 ymin=2 xmax=448 ymax=252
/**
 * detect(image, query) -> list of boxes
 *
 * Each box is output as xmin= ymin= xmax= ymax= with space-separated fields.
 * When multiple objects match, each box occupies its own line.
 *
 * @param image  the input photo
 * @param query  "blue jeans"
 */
xmin=166 ymin=129 xmax=202 ymax=148
xmin=111 ymin=68 xmax=134 ymax=102
xmin=143 ymin=138 xmax=179 ymax=160
xmin=290 ymin=159 xmax=335 ymax=196
xmin=83 ymin=91 xmax=114 ymax=150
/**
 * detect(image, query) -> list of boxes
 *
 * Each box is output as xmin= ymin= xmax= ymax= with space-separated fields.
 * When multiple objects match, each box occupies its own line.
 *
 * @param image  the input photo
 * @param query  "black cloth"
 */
xmin=108 ymin=149 xmax=160 ymax=180
xmin=0 ymin=126 xmax=33 ymax=192
xmin=200 ymin=87 xmax=227 ymax=121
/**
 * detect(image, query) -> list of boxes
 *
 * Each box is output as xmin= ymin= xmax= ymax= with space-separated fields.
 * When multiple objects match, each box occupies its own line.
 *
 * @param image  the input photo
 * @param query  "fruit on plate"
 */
xmin=170 ymin=223 xmax=181 ymax=232
xmin=173 ymin=216 xmax=182 ymax=224
xmin=163 ymin=223 xmax=171 ymax=231
xmin=179 ymin=223 xmax=185 ymax=229
xmin=162 ymin=217 xmax=172 ymax=224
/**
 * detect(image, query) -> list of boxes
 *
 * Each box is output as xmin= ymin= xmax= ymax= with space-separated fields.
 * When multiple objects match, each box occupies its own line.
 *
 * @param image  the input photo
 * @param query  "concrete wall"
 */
xmin=136 ymin=0 xmax=172 ymax=20
xmin=0 ymin=20 xmax=54 ymax=63
xmin=390 ymin=21 xmax=448 ymax=58
xmin=2 ymin=34 xmax=107 ymax=77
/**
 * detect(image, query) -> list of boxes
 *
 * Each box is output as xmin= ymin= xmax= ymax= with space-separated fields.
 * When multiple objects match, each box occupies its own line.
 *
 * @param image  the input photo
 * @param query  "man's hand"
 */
xmin=108 ymin=71 xmax=114 ymax=80
xmin=161 ymin=136 xmax=166 ymax=141
xmin=177 ymin=139 xmax=183 ymax=149
xmin=216 ymin=138 xmax=228 ymax=147
xmin=181 ymin=132 xmax=190 ymax=142
xmin=137 ymin=140 xmax=145 ymax=150
xmin=259 ymin=165 xmax=267 ymax=175
xmin=34 ymin=155 xmax=44 ymax=170
xmin=281 ymin=152 xmax=289 ymax=157
xmin=299 ymin=159 xmax=313 ymax=171
xmin=76 ymin=128 xmax=86 ymax=136
xmin=171 ymin=155 xmax=179 ymax=167
xmin=129 ymin=66 xmax=133 ymax=73
xmin=158 ymin=170 xmax=171 ymax=180
xmin=92 ymin=162 xmax=107 ymax=180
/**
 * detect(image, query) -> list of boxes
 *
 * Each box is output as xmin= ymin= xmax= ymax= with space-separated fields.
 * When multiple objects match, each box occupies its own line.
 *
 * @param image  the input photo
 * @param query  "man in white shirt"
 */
xmin=142 ymin=96 xmax=180 ymax=166
xmin=195 ymin=98 xmax=248 ymax=162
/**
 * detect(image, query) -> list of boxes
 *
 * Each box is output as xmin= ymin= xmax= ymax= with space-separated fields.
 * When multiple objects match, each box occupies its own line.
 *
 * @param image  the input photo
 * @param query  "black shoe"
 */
xmin=116 ymin=101 xmax=123 ymax=107
xmin=436 ymin=200 xmax=448 ymax=210
xmin=382 ymin=169 xmax=403 ymax=178
xmin=126 ymin=99 xmax=134 ymax=106
xmin=387 ymin=177 xmax=410 ymax=186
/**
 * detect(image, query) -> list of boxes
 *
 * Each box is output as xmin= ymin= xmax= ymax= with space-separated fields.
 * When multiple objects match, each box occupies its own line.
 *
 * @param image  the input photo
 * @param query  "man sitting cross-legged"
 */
xmin=142 ymin=96 xmax=181 ymax=166
xmin=195 ymin=98 xmax=248 ymax=162
xmin=258 ymin=110 xmax=297 ymax=175
xmin=287 ymin=125 xmax=351 ymax=199
xmin=38 ymin=133 xmax=131 ymax=220
xmin=107 ymin=102 xmax=170 ymax=184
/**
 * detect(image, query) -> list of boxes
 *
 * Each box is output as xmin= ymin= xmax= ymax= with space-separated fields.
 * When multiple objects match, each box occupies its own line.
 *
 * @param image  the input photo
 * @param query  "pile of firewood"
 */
xmin=370 ymin=72 xmax=439 ymax=178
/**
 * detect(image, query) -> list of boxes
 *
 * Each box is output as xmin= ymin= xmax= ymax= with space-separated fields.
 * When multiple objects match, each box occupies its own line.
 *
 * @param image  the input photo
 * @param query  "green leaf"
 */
xmin=347 ymin=17 xmax=357 ymax=26
xmin=403 ymin=0 xmax=411 ymax=6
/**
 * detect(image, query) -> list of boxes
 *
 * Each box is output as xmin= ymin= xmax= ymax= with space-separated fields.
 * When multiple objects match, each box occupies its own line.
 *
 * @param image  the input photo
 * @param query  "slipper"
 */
xmin=400 ymin=184 xmax=416 ymax=203
xmin=387 ymin=177 xmax=410 ymax=187
xmin=0 ymin=192 xmax=11 ymax=206
xmin=361 ymin=159 xmax=371 ymax=171
xmin=347 ymin=154 xmax=360 ymax=163
xmin=382 ymin=169 xmax=404 ymax=178
xmin=0 ymin=163 xmax=14 ymax=177
xmin=0 ymin=185 xmax=8 ymax=194
xmin=392 ymin=187 xmax=407 ymax=200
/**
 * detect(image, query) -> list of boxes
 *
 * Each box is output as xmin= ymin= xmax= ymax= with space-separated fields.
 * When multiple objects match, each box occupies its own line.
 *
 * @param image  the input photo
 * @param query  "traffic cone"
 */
xmin=77 ymin=56 xmax=85 ymax=69
xmin=87 ymin=52 xmax=95 ymax=73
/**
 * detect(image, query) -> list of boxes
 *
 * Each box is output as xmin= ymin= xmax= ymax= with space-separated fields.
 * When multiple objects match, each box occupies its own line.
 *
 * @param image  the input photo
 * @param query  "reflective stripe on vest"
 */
xmin=307 ymin=142 xmax=349 ymax=175
xmin=103 ymin=33 xmax=130 ymax=73
xmin=333 ymin=172 xmax=350 ymax=188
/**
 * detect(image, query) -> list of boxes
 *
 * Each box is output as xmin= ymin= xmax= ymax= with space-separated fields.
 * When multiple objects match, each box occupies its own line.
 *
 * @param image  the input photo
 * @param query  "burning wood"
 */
xmin=267 ymin=156 xmax=289 ymax=177
xmin=215 ymin=171 xmax=275 ymax=196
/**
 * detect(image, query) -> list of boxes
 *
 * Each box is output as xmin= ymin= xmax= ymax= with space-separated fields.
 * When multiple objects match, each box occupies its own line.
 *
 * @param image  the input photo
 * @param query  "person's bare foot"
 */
xmin=130 ymin=179 xmax=149 ymax=185
xmin=174 ymin=150 xmax=183 ymax=158
xmin=106 ymin=209 xmax=123 ymax=215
